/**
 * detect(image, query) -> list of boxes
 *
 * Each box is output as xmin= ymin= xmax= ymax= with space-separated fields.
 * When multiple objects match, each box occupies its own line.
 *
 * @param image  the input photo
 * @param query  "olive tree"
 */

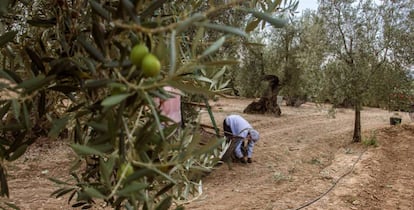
xmin=381 ymin=0 xmax=414 ymax=66
xmin=0 ymin=0 xmax=289 ymax=209
xmin=318 ymin=0 xmax=413 ymax=142
xmin=261 ymin=9 xmax=322 ymax=107
xmin=295 ymin=10 xmax=329 ymax=103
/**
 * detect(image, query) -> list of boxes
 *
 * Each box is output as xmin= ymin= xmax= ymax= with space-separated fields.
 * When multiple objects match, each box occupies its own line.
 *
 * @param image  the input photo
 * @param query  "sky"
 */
xmin=297 ymin=0 xmax=318 ymax=12
xmin=296 ymin=0 xmax=383 ymax=12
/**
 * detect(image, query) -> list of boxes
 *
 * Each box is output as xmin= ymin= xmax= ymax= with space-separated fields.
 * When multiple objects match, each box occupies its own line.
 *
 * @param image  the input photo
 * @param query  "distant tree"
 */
xmin=295 ymin=10 xmax=329 ymax=103
xmin=236 ymin=2 xmax=299 ymax=98
xmin=263 ymin=12 xmax=313 ymax=107
xmin=318 ymin=0 xmax=413 ymax=142
xmin=235 ymin=41 xmax=267 ymax=97
xmin=381 ymin=0 xmax=414 ymax=66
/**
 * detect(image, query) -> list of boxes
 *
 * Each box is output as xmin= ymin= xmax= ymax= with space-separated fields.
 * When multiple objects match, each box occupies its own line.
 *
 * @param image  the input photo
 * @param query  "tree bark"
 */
xmin=353 ymin=104 xmax=361 ymax=142
xmin=243 ymin=75 xmax=282 ymax=117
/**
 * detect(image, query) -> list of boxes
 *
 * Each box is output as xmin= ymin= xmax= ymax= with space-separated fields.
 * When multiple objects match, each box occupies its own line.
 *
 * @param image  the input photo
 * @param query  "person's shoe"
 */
xmin=247 ymin=158 xmax=252 ymax=163
xmin=239 ymin=157 xmax=247 ymax=164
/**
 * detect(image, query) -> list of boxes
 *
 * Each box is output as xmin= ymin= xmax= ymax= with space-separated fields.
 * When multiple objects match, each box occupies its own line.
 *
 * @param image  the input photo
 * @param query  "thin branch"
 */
xmin=114 ymin=0 xmax=245 ymax=34
xmin=334 ymin=6 xmax=354 ymax=65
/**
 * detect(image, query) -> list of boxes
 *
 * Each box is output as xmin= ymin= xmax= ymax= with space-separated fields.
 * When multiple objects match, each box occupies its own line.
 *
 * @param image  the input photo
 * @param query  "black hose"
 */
xmin=290 ymin=147 xmax=368 ymax=210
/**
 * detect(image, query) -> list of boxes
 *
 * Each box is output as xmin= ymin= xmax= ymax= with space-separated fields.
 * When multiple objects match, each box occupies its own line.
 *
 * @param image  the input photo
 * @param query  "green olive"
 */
xmin=141 ymin=53 xmax=161 ymax=78
xmin=130 ymin=44 xmax=149 ymax=66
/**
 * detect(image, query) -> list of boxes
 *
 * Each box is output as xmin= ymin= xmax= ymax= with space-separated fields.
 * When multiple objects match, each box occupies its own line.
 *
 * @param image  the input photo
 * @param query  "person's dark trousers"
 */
xmin=223 ymin=118 xmax=232 ymax=143
xmin=221 ymin=118 xmax=238 ymax=162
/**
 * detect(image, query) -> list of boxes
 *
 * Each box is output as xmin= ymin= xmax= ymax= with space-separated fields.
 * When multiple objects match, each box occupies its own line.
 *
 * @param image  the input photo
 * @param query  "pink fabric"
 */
xmin=158 ymin=86 xmax=182 ymax=124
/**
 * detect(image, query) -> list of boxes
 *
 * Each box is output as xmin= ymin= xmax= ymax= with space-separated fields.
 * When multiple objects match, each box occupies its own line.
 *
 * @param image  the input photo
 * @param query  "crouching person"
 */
xmin=223 ymin=114 xmax=260 ymax=164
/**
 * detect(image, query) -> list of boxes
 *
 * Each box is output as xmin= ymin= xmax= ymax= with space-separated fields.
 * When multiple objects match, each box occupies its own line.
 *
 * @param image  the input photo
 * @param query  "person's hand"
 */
xmin=247 ymin=135 xmax=254 ymax=143
xmin=248 ymin=137 xmax=257 ymax=143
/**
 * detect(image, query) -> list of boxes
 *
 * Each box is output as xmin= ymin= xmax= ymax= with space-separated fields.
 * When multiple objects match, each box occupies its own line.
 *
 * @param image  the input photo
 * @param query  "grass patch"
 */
xmin=363 ymin=131 xmax=378 ymax=147
xmin=309 ymin=158 xmax=321 ymax=165
xmin=344 ymin=148 xmax=353 ymax=154
xmin=272 ymin=171 xmax=291 ymax=182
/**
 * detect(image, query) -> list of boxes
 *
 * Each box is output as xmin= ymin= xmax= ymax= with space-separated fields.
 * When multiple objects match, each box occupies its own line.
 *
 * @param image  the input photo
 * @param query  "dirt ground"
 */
xmin=1 ymin=97 xmax=414 ymax=210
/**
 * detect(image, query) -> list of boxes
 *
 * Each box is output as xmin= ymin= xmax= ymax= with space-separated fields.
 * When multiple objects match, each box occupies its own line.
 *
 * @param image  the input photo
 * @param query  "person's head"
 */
xmin=248 ymin=129 xmax=260 ymax=142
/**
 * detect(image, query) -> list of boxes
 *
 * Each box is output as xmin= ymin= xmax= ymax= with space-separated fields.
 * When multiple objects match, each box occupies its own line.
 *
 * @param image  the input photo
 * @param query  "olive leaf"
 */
xmin=25 ymin=47 xmax=46 ymax=74
xmin=89 ymin=0 xmax=111 ymax=21
xmin=141 ymin=0 xmax=168 ymax=20
xmin=77 ymin=36 xmax=106 ymax=62
xmin=16 ymin=74 xmax=54 ymax=93
xmin=199 ymin=36 xmax=226 ymax=59
xmin=155 ymin=196 xmax=172 ymax=210
xmin=8 ymin=144 xmax=28 ymax=161
xmin=245 ymin=19 xmax=260 ymax=32
xmin=0 ymin=31 xmax=17 ymax=48
xmin=196 ymin=22 xmax=247 ymax=38
xmin=70 ymin=144 xmax=104 ymax=156
xmin=27 ymin=18 xmax=57 ymax=27
xmin=117 ymin=182 xmax=148 ymax=196
xmin=243 ymin=9 xmax=287 ymax=28
xmin=101 ymin=94 xmax=130 ymax=107
xmin=84 ymin=187 xmax=106 ymax=199
xmin=92 ymin=22 xmax=106 ymax=53
xmin=49 ymin=115 xmax=70 ymax=138
xmin=175 ymin=13 xmax=205 ymax=33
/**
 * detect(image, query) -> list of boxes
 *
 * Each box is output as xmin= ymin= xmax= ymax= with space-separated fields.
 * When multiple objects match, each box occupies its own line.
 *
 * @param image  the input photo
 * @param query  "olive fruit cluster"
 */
xmin=130 ymin=44 xmax=161 ymax=78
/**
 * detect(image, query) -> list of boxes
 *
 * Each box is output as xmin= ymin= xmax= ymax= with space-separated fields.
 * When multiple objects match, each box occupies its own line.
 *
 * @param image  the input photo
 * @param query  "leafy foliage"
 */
xmin=317 ymin=0 xmax=413 ymax=110
xmin=0 ymin=0 xmax=290 ymax=208
xmin=235 ymin=42 xmax=267 ymax=97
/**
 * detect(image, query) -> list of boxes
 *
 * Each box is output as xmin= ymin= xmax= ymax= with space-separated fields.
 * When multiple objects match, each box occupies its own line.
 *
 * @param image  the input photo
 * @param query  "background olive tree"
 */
xmin=259 ymin=9 xmax=327 ymax=107
xmin=251 ymin=0 xmax=413 ymax=142
xmin=233 ymin=2 xmax=299 ymax=98
xmin=295 ymin=10 xmax=328 ymax=103
xmin=266 ymin=19 xmax=308 ymax=106
xmin=318 ymin=0 xmax=413 ymax=142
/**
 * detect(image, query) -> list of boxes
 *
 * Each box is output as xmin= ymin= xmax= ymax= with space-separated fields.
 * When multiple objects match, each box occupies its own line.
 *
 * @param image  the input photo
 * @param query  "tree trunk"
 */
xmin=243 ymin=75 xmax=282 ymax=116
xmin=353 ymin=104 xmax=361 ymax=142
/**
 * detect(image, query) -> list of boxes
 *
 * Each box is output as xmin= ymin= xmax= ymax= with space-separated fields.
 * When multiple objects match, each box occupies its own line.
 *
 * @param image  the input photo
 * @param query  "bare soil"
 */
xmin=2 ymin=97 xmax=414 ymax=210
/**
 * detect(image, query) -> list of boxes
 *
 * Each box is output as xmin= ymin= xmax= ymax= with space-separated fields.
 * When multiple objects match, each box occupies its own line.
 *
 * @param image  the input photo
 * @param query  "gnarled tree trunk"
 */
xmin=243 ymin=75 xmax=281 ymax=117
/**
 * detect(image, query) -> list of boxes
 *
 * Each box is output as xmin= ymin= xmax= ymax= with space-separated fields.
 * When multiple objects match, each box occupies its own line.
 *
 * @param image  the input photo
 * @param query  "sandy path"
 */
xmin=1 ymin=97 xmax=413 ymax=210
xmin=186 ymin=97 xmax=413 ymax=210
